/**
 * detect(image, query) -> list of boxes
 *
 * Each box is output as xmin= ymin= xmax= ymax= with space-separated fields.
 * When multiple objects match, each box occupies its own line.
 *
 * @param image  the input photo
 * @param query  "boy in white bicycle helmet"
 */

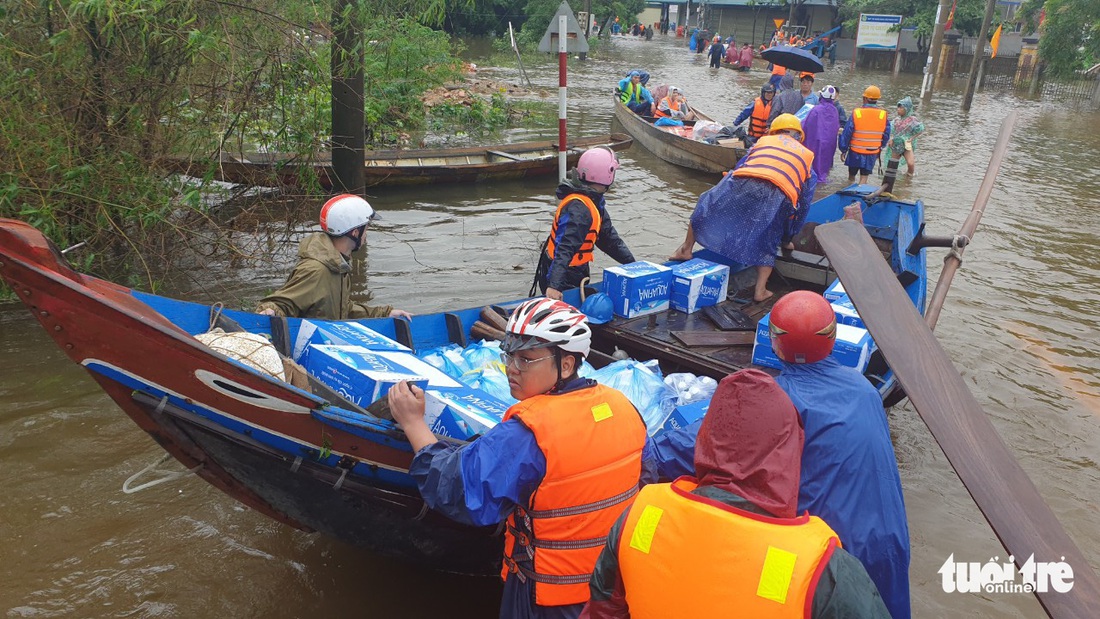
xmin=389 ymin=298 xmax=647 ymax=619
xmin=257 ymin=194 xmax=411 ymax=320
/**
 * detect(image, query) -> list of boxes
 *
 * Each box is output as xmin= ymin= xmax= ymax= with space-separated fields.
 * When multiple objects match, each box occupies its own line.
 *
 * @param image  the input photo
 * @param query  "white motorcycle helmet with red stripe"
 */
xmin=502 ymin=298 xmax=592 ymax=358
xmin=320 ymin=194 xmax=374 ymax=237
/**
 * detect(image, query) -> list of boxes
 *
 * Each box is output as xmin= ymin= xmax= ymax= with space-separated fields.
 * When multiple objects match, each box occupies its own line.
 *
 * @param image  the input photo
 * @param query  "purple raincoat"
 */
xmin=801 ymin=101 xmax=839 ymax=183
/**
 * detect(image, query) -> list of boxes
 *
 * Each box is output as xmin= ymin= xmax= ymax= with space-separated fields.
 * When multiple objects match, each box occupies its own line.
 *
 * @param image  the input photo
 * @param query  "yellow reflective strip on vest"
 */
xmin=592 ymin=402 xmax=613 ymax=422
xmin=756 ymin=546 xmax=798 ymax=604
xmin=628 ymin=505 xmax=664 ymax=554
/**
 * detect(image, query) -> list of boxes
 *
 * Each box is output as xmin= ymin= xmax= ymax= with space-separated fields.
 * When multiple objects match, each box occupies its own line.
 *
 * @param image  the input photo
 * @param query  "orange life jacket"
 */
xmin=653 ymin=96 xmax=679 ymax=119
xmin=731 ymin=134 xmax=815 ymax=205
xmin=850 ymin=107 xmax=888 ymax=155
xmin=501 ymin=384 xmax=647 ymax=606
xmin=618 ymin=478 xmax=840 ymax=618
xmin=749 ymin=97 xmax=773 ymax=138
xmin=771 ymin=64 xmax=787 ymax=76
xmin=545 ymin=193 xmax=601 ymax=267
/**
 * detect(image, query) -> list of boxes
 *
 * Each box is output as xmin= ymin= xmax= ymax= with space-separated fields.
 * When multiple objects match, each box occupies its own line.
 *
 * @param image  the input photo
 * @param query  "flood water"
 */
xmin=2 ymin=34 xmax=1099 ymax=618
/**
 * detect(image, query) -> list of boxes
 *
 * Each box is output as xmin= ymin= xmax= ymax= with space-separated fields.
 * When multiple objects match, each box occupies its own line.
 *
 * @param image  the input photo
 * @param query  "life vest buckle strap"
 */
xmin=506 ymin=523 xmax=532 ymax=548
xmin=515 ymin=563 xmax=593 ymax=586
xmin=526 ymin=485 xmax=639 ymax=519
xmin=529 ymin=535 xmax=609 ymax=550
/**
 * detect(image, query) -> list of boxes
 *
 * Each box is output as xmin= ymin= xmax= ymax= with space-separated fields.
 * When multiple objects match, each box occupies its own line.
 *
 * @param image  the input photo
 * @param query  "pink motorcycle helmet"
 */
xmin=576 ymin=147 xmax=620 ymax=186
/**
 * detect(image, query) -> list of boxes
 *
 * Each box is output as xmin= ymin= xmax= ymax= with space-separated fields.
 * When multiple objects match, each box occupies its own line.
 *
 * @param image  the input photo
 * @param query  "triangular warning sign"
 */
xmin=774 ymin=18 xmax=786 ymax=30
xmin=538 ymin=1 xmax=589 ymax=53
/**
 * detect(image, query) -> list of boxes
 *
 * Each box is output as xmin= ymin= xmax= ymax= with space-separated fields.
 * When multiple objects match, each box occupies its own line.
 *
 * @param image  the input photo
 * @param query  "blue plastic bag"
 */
xmin=655 ymin=117 xmax=684 ymax=127
xmin=588 ymin=359 xmax=677 ymax=434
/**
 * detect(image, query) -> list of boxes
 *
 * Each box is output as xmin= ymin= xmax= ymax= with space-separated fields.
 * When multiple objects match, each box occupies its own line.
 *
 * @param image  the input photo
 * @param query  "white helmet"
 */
xmin=819 ymin=85 xmax=837 ymax=101
xmin=320 ymin=194 xmax=374 ymax=237
xmin=503 ymin=298 xmax=592 ymax=357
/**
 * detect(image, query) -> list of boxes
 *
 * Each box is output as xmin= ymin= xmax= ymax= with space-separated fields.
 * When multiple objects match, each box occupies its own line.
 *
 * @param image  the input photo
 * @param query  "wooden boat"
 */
xmin=0 ymin=186 xmax=924 ymax=575
xmin=612 ymin=99 xmax=745 ymax=174
xmin=156 ymin=133 xmax=633 ymax=188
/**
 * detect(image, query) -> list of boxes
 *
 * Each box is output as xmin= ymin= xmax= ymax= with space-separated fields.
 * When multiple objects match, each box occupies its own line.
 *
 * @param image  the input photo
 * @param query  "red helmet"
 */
xmin=769 ymin=291 xmax=836 ymax=364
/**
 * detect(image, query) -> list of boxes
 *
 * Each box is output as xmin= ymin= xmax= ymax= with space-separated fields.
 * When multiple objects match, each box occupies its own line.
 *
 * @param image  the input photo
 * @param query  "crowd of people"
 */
xmin=254 ymin=33 xmax=926 ymax=618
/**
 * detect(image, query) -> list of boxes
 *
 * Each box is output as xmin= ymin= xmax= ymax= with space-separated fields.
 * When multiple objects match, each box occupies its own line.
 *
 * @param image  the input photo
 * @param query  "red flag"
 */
xmin=945 ymin=0 xmax=957 ymax=30
xmin=1039 ymin=7 xmax=1046 ymax=26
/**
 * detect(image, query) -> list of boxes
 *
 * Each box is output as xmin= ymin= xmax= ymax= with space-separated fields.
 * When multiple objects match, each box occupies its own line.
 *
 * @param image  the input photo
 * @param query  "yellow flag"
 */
xmin=774 ymin=18 xmax=786 ymax=31
xmin=990 ymin=24 xmax=1003 ymax=58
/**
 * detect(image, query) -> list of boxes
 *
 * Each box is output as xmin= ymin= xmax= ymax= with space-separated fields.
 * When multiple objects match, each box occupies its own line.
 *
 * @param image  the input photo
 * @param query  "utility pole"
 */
xmin=961 ymin=0 xmax=997 ymax=111
xmin=330 ymin=0 xmax=365 ymax=195
xmin=921 ymin=0 xmax=952 ymax=104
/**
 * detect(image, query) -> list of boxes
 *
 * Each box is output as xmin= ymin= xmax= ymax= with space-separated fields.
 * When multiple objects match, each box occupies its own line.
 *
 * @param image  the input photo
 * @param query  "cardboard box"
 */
xmin=424 ymin=387 xmax=511 ymax=439
xmin=603 ymin=261 xmax=673 ymax=319
xmin=751 ymin=313 xmax=781 ymax=368
xmin=663 ymin=399 xmax=711 ymax=432
xmin=670 ymin=259 xmax=730 ymax=314
xmin=752 ymin=311 xmax=875 ymax=372
xmin=832 ymin=324 xmax=875 ymax=372
xmin=823 ymin=279 xmax=847 ymax=303
xmin=304 ymin=345 xmax=429 ymax=407
xmin=830 ymin=294 xmax=865 ymax=329
xmin=293 ymin=319 xmax=409 ymax=363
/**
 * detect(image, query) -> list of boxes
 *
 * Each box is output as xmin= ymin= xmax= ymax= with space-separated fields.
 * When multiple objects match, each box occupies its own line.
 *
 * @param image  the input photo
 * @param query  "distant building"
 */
xmin=651 ymin=0 xmax=839 ymax=47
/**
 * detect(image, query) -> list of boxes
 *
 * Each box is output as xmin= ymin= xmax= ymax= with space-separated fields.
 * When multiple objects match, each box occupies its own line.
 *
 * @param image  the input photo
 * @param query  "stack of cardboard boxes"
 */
xmin=297 ymin=320 xmax=510 ymax=439
xmin=604 ymin=259 xmax=731 ymax=318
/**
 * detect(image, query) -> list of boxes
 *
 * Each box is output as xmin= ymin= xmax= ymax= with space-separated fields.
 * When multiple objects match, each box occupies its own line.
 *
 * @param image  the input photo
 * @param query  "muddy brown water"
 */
xmin=2 ymin=34 xmax=1098 ymax=618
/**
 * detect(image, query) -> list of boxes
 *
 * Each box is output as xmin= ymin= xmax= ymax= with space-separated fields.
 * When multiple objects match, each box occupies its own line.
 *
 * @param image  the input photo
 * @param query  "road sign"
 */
xmin=538 ymin=1 xmax=589 ymax=53
xmin=856 ymin=14 xmax=903 ymax=50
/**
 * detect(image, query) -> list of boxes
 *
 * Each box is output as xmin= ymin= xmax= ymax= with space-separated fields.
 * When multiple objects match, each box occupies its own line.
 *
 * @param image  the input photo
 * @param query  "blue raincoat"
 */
xmin=775 ymin=357 xmax=911 ymax=619
xmin=409 ymin=377 xmax=678 ymax=619
xmin=690 ymin=152 xmax=817 ymax=268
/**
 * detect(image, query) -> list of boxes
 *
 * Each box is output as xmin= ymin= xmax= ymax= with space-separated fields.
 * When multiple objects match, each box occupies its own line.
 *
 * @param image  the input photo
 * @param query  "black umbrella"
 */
xmin=760 ymin=45 xmax=824 ymax=73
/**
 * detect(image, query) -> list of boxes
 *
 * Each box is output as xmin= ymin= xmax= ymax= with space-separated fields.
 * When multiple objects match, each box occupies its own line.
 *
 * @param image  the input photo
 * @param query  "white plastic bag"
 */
xmin=692 ymin=121 xmax=725 ymax=141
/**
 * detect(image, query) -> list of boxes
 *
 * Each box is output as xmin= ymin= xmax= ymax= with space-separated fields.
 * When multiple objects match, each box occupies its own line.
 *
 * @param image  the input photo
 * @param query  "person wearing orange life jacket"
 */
xmin=839 ymin=85 xmax=892 ymax=185
xmin=579 ymin=369 xmax=891 ymax=619
xmin=653 ymin=86 xmax=697 ymax=121
xmin=670 ymin=114 xmax=816 ymax=302
xmin=388 ymin=298 xmax=650 ymax=619
xmin=767 ymin=60 xmax=787 ymax=89
xmin=732 ymin=83 xmax=776 ymax=143
xmin=531 ymin=148 xmax=634 ymax=301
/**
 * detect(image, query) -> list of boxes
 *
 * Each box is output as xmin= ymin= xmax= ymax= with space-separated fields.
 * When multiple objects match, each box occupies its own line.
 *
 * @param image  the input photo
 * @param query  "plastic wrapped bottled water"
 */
xmin=664 ymin=372 xmax=718 ymax=405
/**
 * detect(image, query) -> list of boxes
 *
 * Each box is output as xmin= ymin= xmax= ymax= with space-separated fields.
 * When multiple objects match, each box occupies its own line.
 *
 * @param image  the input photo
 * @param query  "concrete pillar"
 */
xmin=939 ymin=33 xmax=961 ymax=77
xmin=1015 ymin=37 xmax=1039 ymax=88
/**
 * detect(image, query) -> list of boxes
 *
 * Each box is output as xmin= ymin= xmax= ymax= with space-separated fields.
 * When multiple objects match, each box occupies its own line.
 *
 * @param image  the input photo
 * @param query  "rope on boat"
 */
xmin=946 ymin=234 xmax=970 ymax=264
xmin=122 ymin=451 xmax=203 ymax=494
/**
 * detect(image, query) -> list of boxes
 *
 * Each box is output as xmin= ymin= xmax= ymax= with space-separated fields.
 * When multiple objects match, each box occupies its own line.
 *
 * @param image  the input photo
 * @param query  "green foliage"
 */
xmin=839 ymin=0 xmax=993 ymax=51
xmin=1020 ymin=0 xmax=1100 ymax=77
xmin=518 ymin=0 xmax=643 ymax=44
xmin=361 ymin=19 xmax=465 ymax=143
xmin=0 ymin=0 xmax=468 ymax=284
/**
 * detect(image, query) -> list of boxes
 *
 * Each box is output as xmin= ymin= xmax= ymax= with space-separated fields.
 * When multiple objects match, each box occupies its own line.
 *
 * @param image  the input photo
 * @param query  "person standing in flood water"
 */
xmin=839 ymin=86 xmax=891 ymax=185
xmin=256 ymin=194 xmax=412 ymax=320
xmin=532 ymin=148 xmax=635 ymax=300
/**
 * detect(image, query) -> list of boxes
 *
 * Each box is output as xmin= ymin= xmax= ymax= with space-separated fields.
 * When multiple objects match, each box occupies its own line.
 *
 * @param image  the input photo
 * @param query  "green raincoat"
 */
xmin=256 ymin=232 xmax=393 ymax=320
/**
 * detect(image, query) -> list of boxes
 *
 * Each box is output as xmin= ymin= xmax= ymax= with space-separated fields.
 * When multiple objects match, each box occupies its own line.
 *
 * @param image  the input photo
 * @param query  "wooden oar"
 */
xmin=816 ymin=225 xmax=1100 ymax=617
xmin=922 ymin=112 xmax=1017 ymax=332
